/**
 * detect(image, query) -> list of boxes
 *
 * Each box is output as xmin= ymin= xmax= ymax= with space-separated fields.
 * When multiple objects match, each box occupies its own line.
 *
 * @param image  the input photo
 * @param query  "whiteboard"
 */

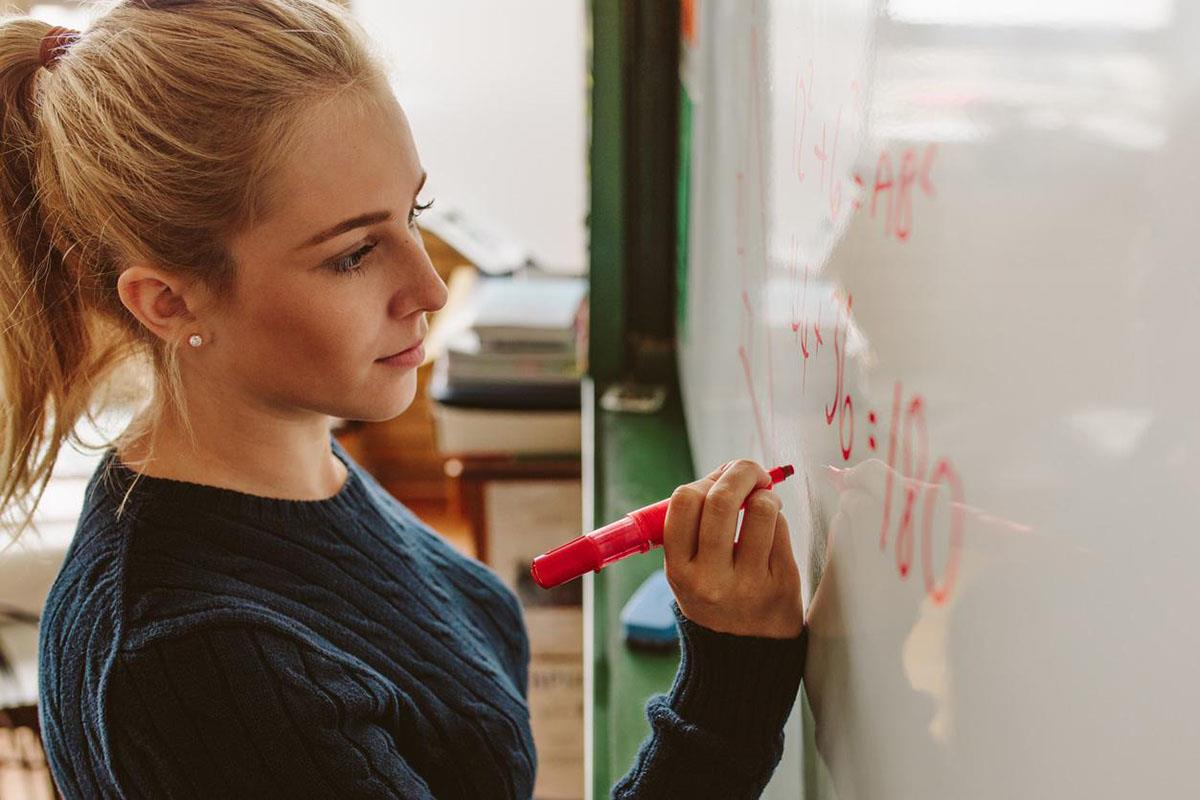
xmin=677 ymin=1 xmax=1200 ymax=798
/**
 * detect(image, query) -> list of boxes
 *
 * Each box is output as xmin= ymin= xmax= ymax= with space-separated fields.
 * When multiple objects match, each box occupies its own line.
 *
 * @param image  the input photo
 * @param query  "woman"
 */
xmin=0 ymin=1 xmax=807 ymax=797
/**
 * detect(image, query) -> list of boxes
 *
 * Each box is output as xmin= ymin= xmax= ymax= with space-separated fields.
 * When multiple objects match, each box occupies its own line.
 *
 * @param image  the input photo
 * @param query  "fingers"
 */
xmin=664 ymin=459 xmax=806 ymax=639
xmin=662 ymin=458 xmax=741 ymax=576
xmin=696 ymin=459 xmax=771 ymax=570
xmin=768 ymin=512 xmax=799 ymax=580
xmin=662 ymin=482 xmax=708 ymax=573
xmin=733 ymin=487 xmax=779 ymax=575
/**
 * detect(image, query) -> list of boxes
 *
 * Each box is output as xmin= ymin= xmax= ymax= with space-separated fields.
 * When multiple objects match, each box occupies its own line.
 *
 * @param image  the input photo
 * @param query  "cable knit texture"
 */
xmin=611 ymin=604 xmax=809 ymax=800
xmin=38 ymin=436 xmax=534 ymax=799
xmin=37 ymin=434 xmax=808 ymax=799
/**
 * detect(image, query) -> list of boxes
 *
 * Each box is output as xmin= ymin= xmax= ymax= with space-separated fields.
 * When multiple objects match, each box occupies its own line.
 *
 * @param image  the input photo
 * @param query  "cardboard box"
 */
xmin=529 ymin=655 xmax=584 ymax=800
xmin=482 ymin=480 xmax=584 ymax=797
xmin=484 ymin=480 xmax=583 ymax=657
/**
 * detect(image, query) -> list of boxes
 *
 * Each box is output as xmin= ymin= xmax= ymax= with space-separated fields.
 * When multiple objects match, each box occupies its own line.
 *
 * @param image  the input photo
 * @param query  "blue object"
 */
xmin=620 ymin=569 xmax=679 ymax=649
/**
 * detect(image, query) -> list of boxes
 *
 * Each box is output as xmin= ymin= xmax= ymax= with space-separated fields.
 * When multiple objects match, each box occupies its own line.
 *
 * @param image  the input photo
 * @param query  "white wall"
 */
xmin=20 ymin=1 xmax=589 ymax=272
xmin=352 ymin=0 xmax=589 ymax=275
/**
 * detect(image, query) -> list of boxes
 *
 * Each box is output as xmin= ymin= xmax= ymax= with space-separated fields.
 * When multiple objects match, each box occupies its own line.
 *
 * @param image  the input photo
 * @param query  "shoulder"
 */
xmin=39 ymin=483 xmax=134 ymax=691
xmin=37 ymin=488 xmax=137 ymax=796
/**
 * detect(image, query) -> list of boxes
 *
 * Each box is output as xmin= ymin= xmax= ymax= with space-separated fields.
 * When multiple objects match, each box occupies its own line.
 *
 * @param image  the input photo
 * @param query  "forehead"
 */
xmin=269 ymin=88 xmax=421 ymax=229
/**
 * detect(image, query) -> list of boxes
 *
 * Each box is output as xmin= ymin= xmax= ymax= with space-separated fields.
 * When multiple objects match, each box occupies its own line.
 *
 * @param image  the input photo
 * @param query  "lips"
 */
xmin=378 ymin=338 xmax=423 ymax=361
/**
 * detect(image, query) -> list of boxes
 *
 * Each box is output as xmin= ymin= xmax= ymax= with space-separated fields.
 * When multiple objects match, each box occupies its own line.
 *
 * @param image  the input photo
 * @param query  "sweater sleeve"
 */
xmin=611 ymin=603 xmax=809 ymax=800
xmin=104 ymin=623 xmax=435 ymax=799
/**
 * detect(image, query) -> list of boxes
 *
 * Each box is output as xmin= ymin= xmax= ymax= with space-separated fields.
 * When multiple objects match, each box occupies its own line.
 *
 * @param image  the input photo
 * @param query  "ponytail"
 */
xmin=0 ymin=17 xmax=105 ymax=546
xmin=0 ymin=0 xmax=381 ymax=544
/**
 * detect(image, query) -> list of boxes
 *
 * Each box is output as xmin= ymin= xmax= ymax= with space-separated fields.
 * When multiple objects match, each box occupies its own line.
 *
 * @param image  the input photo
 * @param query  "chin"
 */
xmin=357 ymin=370 xmax=420 ymax=422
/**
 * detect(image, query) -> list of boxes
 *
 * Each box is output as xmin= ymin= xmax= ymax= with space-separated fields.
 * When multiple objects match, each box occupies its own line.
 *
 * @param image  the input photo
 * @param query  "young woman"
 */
xmin=0 ymin=2 xmax=808 ymax=797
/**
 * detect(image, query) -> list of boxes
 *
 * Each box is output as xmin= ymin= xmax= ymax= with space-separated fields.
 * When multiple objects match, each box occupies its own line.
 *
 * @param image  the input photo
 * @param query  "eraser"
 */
xmin=620 ymin=570 xmax=679 ymax=650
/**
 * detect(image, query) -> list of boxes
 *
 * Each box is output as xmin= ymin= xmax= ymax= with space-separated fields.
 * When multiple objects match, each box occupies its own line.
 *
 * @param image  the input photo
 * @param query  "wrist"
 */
xmin=666 ymin=601 xmax=809 ymax=742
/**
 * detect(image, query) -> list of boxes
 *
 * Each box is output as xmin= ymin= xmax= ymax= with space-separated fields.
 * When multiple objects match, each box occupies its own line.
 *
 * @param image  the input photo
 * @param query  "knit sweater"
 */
xmin=37 ymin=434 xmax=807 ymax=799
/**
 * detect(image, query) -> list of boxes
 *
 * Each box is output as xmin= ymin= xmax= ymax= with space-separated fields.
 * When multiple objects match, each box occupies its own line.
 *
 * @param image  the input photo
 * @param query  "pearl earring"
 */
xmin=188 ymin=334 xmax=203 ymax=348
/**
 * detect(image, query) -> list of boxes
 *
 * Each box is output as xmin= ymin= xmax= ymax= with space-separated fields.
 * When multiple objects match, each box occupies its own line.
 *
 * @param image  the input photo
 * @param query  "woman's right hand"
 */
xmin=661 ymin=459 xmax=805 ymax=639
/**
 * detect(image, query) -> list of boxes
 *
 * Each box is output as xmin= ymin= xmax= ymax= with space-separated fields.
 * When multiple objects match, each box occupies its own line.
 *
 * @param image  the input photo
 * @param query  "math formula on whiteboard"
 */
xmin=735 ymin=13 xmax=962 ymax=605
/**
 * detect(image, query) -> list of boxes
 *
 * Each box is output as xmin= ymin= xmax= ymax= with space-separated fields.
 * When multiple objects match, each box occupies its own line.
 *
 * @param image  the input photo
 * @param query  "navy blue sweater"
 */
xmin=38 ymin=434 xmax=807 ymax=798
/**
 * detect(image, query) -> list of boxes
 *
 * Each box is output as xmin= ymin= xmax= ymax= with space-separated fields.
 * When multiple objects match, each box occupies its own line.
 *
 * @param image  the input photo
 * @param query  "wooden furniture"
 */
xmin=0 ymin=627 xmax=55 ymax=799
xmin=0 ymin=714 xmax=55 ymax=800
xmin=443 ymin=455 xmax=581 ymax=564
xmin=440 ymin=454 xmax=585 ymax=799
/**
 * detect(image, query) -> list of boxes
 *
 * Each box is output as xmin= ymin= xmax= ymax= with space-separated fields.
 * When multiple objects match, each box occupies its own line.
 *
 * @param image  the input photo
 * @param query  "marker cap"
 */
xmin=530 ymin=531 xmax=602 ymax=589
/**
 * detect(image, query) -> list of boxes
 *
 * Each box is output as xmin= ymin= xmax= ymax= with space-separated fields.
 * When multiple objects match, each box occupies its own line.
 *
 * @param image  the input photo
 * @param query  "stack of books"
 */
xmin=428 ymin=272 xmax=588 ymax=456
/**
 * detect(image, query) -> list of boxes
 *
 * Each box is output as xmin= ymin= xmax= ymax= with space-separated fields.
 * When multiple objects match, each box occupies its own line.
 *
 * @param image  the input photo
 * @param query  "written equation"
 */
xmin=733 ymin=13 xmax=963 ymax=605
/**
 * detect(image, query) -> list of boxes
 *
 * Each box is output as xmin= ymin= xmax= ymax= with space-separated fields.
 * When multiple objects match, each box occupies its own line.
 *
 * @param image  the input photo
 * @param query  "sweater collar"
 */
xmin=92 ymin=433 xmax=372 ymax=526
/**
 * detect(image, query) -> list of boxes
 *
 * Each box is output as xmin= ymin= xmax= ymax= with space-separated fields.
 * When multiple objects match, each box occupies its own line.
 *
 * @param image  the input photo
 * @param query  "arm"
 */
xmin=611 ymin=603 xmax=807 ymax=800
xmin=612 ymin=459 xmax=810 ymax=799
xmin=106 ymin=624 xmax=435 ymax=799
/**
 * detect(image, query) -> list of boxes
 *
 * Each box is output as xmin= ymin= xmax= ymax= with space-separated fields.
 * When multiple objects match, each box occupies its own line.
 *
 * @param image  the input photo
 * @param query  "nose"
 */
xmin=411 ymin=227 xmax=448 ymax=313
xmin=422 ymin=258 xmax=449 ymax=314
xmin=391 ymin=239 xmax=449 ymax=318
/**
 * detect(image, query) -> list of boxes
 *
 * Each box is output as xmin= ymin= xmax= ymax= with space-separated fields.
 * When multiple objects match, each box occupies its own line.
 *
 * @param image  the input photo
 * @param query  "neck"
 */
xmin=117 ymin=392 xmax=349 ymax=502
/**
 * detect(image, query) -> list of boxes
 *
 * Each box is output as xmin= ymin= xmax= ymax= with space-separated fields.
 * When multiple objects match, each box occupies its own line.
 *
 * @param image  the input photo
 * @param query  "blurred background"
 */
xmin=0 ymin=1 xmax=591 ymax=798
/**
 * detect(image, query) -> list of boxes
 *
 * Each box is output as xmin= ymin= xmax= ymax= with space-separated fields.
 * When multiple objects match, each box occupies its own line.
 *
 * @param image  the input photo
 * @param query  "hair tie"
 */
xmin=39 ymin=26 xmax=81 ymax=70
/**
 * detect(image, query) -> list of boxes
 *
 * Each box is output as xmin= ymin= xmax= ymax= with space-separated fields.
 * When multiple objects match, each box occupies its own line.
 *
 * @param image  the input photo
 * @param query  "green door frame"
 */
xmin=586 ymin=1 xmax=689 ymax=796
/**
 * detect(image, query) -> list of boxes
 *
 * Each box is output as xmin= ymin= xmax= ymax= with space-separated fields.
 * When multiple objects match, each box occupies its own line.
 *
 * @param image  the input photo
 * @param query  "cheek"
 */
xmin=238 ymin=284 xmax=375 ymax=376
xmin=224 ymin=281 xmax=420 ymax=419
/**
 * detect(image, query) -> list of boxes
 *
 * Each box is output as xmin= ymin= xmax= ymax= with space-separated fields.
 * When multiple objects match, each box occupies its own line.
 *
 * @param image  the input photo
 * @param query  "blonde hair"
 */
xmin=0 ymin=0 xmax=384 ymax=544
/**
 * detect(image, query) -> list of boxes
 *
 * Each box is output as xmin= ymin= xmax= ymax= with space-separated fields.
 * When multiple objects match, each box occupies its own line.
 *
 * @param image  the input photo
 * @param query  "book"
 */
xmin=444 ymin=330 xmax=580 ymax=383
xmin=430 ymin=358 xmax=581 ymax=410
xmin=430 ymin=403 xmax=581 ymax=456
xmin=471 ymin=276 xmax=588 ymax=349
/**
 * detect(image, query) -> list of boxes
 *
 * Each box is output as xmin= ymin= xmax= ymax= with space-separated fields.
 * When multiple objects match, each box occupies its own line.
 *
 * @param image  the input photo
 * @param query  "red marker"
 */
xmin=530 ymin=464 xmax=795 ymax=589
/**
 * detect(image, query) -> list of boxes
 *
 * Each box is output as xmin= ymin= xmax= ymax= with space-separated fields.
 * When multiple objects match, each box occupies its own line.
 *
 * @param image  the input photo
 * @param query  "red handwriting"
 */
xmin=740 ymin=28 xmax=963 ymax=603
xmin=828 ymin=107 xmax=844 ymax=221
xmin=871 ymin=144 xmax=937 ymax=241
xmin=894 ymin=394 xmax=929 ymax=578
xmin=921 ymin=457 xmax=965 ymax=604
xmin=786 ymin=58 xmax=939 ymax=238
xmin=780 ymin=280 xmax=967 ymax=604
xmin=876 ymin=381 xmax=965 ymax=605
xmin=792 ymin=59 xmax=813 ymax=182
xmin=823 ymin=293 xmax=854 ymax=461
xmin=783 ymin=296 xmax=967 ymax=603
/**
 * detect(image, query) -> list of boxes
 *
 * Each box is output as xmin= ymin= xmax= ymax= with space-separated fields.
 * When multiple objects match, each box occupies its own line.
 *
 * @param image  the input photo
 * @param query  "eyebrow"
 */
xmin=298 ymin=170 xmax=428 ymax=251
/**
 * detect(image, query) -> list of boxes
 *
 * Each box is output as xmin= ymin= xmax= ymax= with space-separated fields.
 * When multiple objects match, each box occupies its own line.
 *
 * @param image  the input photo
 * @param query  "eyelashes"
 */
xmin=328 ymin=198 xmax=435 ymax=277
xmin=412 ymin=198 xmax=434 ymax=223
xmin=330 ymin=241 xmax=378 ymax=276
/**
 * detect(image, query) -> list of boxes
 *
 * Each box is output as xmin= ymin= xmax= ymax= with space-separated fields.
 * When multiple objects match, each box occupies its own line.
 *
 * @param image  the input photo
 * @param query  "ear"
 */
xmin=116 ymin=264 xmax=206 ymax=346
